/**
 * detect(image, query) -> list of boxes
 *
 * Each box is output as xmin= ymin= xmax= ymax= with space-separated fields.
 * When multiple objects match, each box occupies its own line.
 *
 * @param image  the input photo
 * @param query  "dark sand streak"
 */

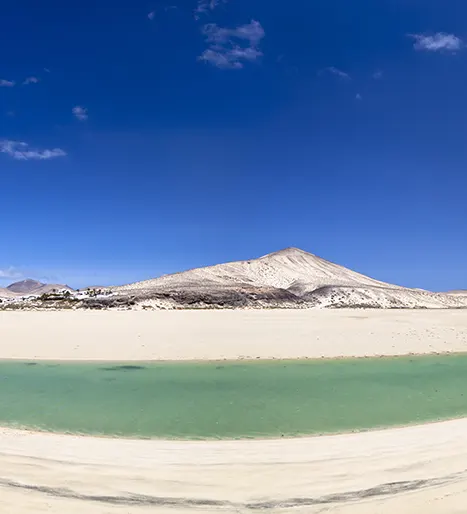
xmin=0 ymin=471 xmax=464 ymax=510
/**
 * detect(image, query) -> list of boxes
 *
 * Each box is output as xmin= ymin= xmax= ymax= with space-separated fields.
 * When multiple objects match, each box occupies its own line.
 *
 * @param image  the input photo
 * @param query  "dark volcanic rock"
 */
xmin=82 ymin=285 xmax=304 ymax=310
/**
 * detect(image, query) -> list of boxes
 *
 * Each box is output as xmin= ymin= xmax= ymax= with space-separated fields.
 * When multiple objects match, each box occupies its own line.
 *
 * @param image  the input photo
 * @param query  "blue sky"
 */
xmin=1 ymin=0 xmax=466 ymax=290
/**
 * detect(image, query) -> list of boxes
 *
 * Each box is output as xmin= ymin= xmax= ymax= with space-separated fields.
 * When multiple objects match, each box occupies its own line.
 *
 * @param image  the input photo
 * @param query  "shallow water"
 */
xmin=1 ymin=355 xmax=467 ymax=439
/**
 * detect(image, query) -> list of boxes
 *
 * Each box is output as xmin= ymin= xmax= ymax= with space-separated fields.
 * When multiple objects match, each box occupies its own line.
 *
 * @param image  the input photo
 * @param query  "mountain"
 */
xmin=4 ymin=279 xmax=73 ymax=296
xmin=112 ymin=248 xmax=467 ymax=310
xmin=116 ymin=248 xmax=393 ymax=293
xmin=7 ymin=279 xmax=45 ymax=294
xmin=2 ymin=249 xmax=466 ymax=309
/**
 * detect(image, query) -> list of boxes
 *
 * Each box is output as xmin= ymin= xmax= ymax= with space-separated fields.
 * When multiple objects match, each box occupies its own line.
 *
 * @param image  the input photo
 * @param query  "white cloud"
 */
xmin=72 ymin=106 xmax=88 ymax=121
xmin=0 ymin=79 xmax=15 ymax=87
xmin=324 ymin=67 xmax=351 ymax=80
xmin=202 ymin=21 xmax=265 ymax=46
xmin=199 ymin=20 xmax=265 ymax=69
xmin=356 ymin=93 xmax=362 ymax=100
xmin=23 ymin=77 xmax=40 ymax=85
xmin=409 ymin=32 xmax=463 ymax=52
xmin=23 ymin=76 xmax=40 ymax=85
xmin=0 ymin=267 xmax=22 ymax=280
xmin=195 ymin=0 xmax=225 ymax=18
xmin=372 ymin=70 xmax=383 ymax=80
xmin=148 ymin=10 xmax=155 ymax=20
xmin=200 ymin=47 xmax=262 ymax=69
xmin=0 ymin=140 xmax=67 ymax=161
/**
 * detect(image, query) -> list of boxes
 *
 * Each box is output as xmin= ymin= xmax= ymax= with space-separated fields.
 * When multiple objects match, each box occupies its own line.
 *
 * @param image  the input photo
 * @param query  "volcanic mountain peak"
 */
xmin=115 ymin=247 xmax=395 ymax=294
xmin=5 ymin=279 xmax=73 ymax=296
xmin=7 ymin=279 xmax=45 ymax=294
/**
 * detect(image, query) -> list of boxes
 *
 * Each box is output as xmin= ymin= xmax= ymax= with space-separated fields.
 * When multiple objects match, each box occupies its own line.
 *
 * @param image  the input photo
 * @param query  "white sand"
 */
xmin=2 ymin=418 xmax=467 ymax=513
xmin=0 ymin=309 xmax=466 ymax=361
xmin=2 ymin=308 xmax=467 ymax=513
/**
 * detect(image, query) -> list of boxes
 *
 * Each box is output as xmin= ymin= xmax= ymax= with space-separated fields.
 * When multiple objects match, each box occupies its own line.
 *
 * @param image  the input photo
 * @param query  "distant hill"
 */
xmin=5 ymin=279 xmax=73 ymax=296
xmin=7 ymin=279 xmax=45 ymax=294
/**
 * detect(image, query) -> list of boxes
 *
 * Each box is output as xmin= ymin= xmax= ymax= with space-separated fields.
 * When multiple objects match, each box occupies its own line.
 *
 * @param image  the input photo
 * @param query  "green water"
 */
xmin=1 ymin=355 xmax=467 ymax=439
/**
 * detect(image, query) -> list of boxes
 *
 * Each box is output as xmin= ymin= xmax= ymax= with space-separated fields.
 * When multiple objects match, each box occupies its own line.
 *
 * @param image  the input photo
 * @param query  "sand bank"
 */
xmin=0 ymin=309 xmax=466 ymax=361
xmin=1 ymin=418 xmax=467 ymax=513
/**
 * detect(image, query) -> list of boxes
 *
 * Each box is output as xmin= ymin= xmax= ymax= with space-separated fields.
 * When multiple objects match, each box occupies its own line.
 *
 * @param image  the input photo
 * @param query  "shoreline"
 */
xmin=1 ymin=350 xmax=466 ymax=364
xmin=2 ymin=411 xmax=467 ymax=443
xmin=0 ymin=349 xmax=467 ymax=366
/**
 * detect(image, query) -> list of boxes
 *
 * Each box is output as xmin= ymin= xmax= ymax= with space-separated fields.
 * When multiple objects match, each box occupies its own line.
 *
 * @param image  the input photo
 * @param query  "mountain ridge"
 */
xmin=107 ymin=247 xmax=466 ymax=309
xmin=1 ymin=248 xmax=466 ymax=310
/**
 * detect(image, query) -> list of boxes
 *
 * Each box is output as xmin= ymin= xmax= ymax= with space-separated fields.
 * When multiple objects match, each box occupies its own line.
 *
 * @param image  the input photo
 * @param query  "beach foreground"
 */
xmin=0 ymin=308 xmax=466 ymax=361
xmin=1 ymin=419 xmax=467 ymax=513
xmin=1 ymin=308 xmax=467 ymax=513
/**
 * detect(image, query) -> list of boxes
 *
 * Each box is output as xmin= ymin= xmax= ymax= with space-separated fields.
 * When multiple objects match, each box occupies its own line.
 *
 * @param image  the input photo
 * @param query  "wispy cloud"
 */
xmin=0 ymin=267 xmax=23 ymax=280
xmin=199 ymin=20 xmax=265 ymax=69
xmin=356 ymin=93 xmax=362 ymax=101
xmin=372 ymin=70 xmax=383 ymax=80
xmin=409 ymin=33 xmax=463 ymax=52
xmin=72 ymin=106 xmax=88 ymax=121
xmin=323 ymin=67 xmax=351 ymax=80
xmin=195 ymin=0 xmax=226 ymax=19
xmin=0 ymin=79 xmax=15 ymax=87
xmin=0 ymin=140 xmax=67 ymax=161
xmin=23 ymin=76 xmax=40 ymax=85
xmin=149 ymin=6 xmax=177 ymax=18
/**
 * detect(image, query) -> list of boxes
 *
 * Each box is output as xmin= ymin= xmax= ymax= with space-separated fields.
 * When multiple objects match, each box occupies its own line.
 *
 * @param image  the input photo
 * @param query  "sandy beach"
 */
xmin=2 ymin=418 xmax=467 ymax=513
xmin=1 ymin=308 xmax=467 ymax=513
xmin=0 ymin=308 xmax=466 ymax=361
